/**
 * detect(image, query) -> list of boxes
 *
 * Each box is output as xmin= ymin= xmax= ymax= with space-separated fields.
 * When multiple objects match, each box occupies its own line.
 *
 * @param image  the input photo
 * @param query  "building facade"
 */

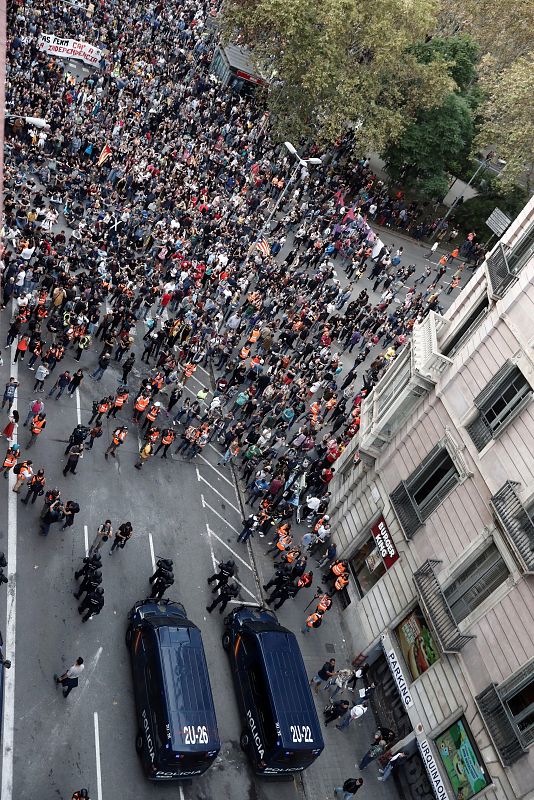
xmin=332 ymin=198 xmax=534 ymax=800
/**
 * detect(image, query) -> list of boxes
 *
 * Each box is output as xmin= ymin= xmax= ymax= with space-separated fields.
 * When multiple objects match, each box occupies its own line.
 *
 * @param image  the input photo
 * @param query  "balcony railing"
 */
xmin=413 ymin=560 xmax=475 ymax=653
xmin=411 ymin=312 xmax=453 ymax=382
xmin=475 ymin=683 xmax=528 ymax=767
xmin=490 ymin=481 xmax=534 ymax=573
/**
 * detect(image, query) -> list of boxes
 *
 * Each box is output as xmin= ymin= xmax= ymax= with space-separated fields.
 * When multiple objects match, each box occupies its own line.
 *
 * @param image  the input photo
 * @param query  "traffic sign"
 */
xmin=486 ymin=207 xmax=512 ymax=236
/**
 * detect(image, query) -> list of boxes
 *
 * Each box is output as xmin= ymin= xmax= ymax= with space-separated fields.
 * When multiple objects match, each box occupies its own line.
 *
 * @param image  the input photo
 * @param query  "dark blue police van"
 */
xmin=222 ymin=605 xmax=324 ymax=777
xmin=126 ymin=598 xmax=220 ymax=780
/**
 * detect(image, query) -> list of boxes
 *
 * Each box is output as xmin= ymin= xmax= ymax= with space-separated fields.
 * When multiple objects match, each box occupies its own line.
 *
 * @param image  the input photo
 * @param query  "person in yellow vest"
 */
xmin=154 ymin=428 xmax=175 ymax=459
xmin=302 ymin=610 xmax=324 ymax=634
xmin=134 ymin=440 xmax=153 ymax=470
xmin=132 ymin=392 xmax=150 ymax=422
xmin=105 ymin=425 xmax=128 ymax=458
xmin=27 ymin=413 xmax=46 ymax=448
xmin=141 ymin=401 xmax=162 ymax=431
xmin=108 ymin=387 xmax=129 ymax=419
xmin=12 ymin=459 xmax=33 ymax=493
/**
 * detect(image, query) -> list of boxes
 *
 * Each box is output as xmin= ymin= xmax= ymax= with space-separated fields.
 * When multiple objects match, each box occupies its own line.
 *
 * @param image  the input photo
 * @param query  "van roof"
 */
xmin=251 ymin=626 xmax=324 ymax=751
xmin=155 ymin=625 xmax=220 ymax=752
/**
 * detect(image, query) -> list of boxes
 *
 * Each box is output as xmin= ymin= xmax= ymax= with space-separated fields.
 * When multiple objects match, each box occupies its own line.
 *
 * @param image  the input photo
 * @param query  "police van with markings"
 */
xmin=222 ymin=605 xmax=324 ymax=777
xmin=126 ymin=598 xmax=220 ymax=780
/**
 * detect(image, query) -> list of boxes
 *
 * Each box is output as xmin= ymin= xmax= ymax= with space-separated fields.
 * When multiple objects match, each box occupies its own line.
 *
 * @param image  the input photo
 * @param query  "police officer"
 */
xmin=206 ymin=582 xmax=239 ymax=614
xmin=207 ymin=560 xmax=235 ymax=592
xmin=265 ymin=577 xmax=296 ymax=609
xmin=78 ymin=587 xmax=104 ymax=622
xmin=74 ymin=551 xmax=102 ymax=580
xmin=262 ymin=564 xmax=291 ymax=592
xmin=149 ymin=569 xmax=174 ymax=600
xmin=40 ymin=487 xmax=60 ymax=518
xmin=64 ymin=425 xmax=89 ymax=455
xmin=149 ymin=558 xmax=173 ymax=583
xmin=74 ymin=569 xmax=102 ymax=600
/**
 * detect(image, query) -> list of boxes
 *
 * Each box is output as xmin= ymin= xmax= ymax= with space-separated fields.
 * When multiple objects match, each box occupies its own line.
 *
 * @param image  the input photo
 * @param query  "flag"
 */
xmin=256 ymin=238 xmax=270 ymax=257
xmin=96 ymin=143 xmax=112 ymax=167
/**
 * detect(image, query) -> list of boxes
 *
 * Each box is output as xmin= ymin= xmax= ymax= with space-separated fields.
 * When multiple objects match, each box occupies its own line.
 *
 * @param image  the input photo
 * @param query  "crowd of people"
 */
xmin=1 ymin=0 xmax=482 ymax=796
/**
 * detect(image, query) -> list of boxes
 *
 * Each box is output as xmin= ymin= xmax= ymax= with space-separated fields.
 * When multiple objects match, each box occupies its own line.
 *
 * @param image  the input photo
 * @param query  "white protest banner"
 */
xmin=37 ymin=34 xmax=102 ymax=67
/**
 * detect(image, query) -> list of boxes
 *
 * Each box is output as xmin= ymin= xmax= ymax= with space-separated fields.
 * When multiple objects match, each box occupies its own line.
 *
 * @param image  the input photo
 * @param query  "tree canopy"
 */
xmin=222 ymin=0 xmax=454 ymax=151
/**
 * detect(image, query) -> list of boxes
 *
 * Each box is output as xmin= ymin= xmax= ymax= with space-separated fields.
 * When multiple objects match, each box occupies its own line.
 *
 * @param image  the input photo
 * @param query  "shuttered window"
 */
xmin=467 ymin=362 xmax=532 ymax=451
xmin=390 ymin=444 xmax=459 ymax=539
xmin=444 ymin=542 xmax=509 ymax=623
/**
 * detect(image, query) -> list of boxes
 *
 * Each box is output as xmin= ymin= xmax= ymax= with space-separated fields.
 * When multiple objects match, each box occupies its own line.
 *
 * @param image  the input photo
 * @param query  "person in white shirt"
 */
xmin=54 ymin=657 xmax=84 ymax=698
xmin=336 ymin=701 xmax=368 ymax=730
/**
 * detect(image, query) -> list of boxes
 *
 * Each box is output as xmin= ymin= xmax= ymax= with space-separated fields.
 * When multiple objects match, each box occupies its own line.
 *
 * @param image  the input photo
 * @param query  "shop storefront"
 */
xmin=348 ymin=515 xmax=400 ymax=596
xmin=210 ymin=45 xmax=268 ymax=94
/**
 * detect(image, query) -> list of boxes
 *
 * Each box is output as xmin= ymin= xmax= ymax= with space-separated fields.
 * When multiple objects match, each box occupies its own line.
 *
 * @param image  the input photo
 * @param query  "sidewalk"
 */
xmin=235 ymin=476 xmax=400 ymax=800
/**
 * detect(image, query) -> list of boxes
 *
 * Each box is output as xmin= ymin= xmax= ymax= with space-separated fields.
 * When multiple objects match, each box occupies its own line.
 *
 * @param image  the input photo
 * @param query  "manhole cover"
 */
xmin=325 ymin=643 xmax=336 ymax=653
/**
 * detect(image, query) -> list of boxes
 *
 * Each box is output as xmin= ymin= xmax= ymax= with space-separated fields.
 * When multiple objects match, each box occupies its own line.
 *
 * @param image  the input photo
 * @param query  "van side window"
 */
xmin=245 ymin=638 xmax=277 ymax=749
xmin=145 ymin=664 xmax=167 ymax=750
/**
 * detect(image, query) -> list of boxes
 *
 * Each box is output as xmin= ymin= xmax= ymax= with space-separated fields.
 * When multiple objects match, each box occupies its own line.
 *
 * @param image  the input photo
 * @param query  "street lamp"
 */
xmin=262 ymin=142 xmax=322 ymax=233
xmin=7 ymin=115 xmax=50 ymax=130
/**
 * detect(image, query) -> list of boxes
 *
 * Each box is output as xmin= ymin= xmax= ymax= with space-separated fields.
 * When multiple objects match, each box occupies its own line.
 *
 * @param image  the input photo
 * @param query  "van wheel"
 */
xmin=125 ymin=627 xmax=132 ymax=648
xmin=222 ymin=631 xmax=231 ymax=651
xmin=135 ymin=732 xmax=143 ymax=753
xmin=240 ymin=731 xmax=250 ymax=751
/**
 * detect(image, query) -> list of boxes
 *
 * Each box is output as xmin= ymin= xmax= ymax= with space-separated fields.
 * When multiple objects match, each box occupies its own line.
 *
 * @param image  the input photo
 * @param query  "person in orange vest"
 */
xmin=316 ymin=592 xmax=333 ymax=614
xmin=302 ymin=610 xmax=324 ymax=634
xmin=22 ymin=468 xmax=46 ymax=504
xmin=248 ymin=328 xmax=261 ymax=345
xmin=324 ymin=560 xmax=348 ymax=589
xmin=13 ymin=334 xmax=29 ymax=364
xmin=282 ymin=547 xmax=301 ymax=565
xmin=27 ymin=413 xmax=46 ymax=448
xmin=154 ymin=428 xmax=175 ymax=459
xmin=13 ymin=459 xmax=33 ymax=493
xmin=132 ymin=392 xmax=150 ymax=422
xmin=107 ymin=387 xmax=129 ymax=419
xmin=0 ymin=445 xmax=19 ymax=479
xmin=146 ymin=426 xmax=161 ymax=446
xmin=295 ymin=570 xmax=313 ymax=592
xmin=105 ymin=425 xmax=128 ymax=459
xmin=239 ymin=344 xmax=251 ymax=360
xmin=334 ymin=573 xmax=349 ymax=592
xmin=141 ymin=401 xmax=162 ymax=431
xmin=182 ymin=362 xmax=196 ymax=384
xmin=89 ymin=396 xmax=112 ymax=426
xmin=265 ymin=525 xmax=292 ymax=558
xmin=150 ymin=372 xmax=165 ymax=397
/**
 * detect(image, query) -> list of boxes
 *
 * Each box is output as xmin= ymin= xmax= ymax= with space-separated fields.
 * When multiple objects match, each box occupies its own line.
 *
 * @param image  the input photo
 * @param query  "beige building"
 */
xmin=331 ymin=198 xmax=534 ymax=800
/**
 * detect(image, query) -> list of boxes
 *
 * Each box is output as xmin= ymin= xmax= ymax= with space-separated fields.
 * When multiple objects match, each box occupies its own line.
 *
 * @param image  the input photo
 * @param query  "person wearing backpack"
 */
xmin=334 ymin=777 xmax=364 ymax=799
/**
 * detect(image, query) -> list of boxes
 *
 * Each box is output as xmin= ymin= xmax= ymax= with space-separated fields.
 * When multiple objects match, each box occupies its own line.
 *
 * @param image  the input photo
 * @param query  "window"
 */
xmin=506 ymin=677 xmax=534 ymax=746
xmin=349 ymin=537 xmax=387 ymax=596
xmin=486 ymin=222 xmax=534 ymax=297
xmin=443 ymin=542 xmax=509 ymax=623
xmin=466 ymin=362 xmax=532 ymax=451
xmin=390 ymin=444 xmax=460 ymax=538
xmin=441 ymin=294 xmax=489 ymax=358
xmin=376 ymin=354 xmax=411 ymax=416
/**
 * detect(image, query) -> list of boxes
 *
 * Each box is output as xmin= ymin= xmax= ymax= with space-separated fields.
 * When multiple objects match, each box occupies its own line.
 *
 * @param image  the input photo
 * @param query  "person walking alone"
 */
xmin=54 ymin=657 xmax=84 ymax=698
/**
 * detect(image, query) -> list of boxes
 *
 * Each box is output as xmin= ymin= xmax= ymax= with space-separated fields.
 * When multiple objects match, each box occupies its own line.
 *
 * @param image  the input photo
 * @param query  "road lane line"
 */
xmin=75 ymin=388 xmax=82 ymax=425
xmin=201 ymin=498 xmax=240 ymax=534
xmin=179 ymin=785 xmax=186 ymax=800
xmin=93 ymin=711 xmax=103 ymax=800
xmin=148 ymin=532 xmax=156 ymax=572
xmin=195 ymin=468 xmax=240 ymax=513
xmin=1 ymin=337 xmax=18 ymax=800
xmin=84 ymin=524 xmax=89 ymax=557
xmin=204 ymin=524 xmax=217 ymax=572
xmin=204 ymin=524 xmax=254 ymax=598
xmin=206 ymin=524 xmax=252 ymax=572
xmin=197 ymin=454 xmax=235 ymax=487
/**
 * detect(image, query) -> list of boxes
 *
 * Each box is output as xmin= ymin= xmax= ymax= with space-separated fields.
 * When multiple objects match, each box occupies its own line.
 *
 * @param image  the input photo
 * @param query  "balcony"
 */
xmin=490 ymin=482 xmax=534 ymax=573
xmin=475 ymin=684 xmax=528 ymax=767
xmin=411 ymin=312 xmax=453 ymax=381
xmin=413 ymin=560 xmax=475 ymax=653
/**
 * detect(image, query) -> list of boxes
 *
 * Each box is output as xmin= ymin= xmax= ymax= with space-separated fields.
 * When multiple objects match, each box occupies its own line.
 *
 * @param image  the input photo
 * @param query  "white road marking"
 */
xmin=206 ymin=442 xmax=221 ymax=455
xmin=93 ymin=711 xmax=103 ymax=800
xmin=179 ymin=785 xmax=186 ymax=800
xmin=148 ymin=532 xmax=156 ymax=572
xmin=84 ymin=524 xmax=89 ymax=557
xmin=206 ymin=524 xmax=252 ymax=572
xmin=204 ymin=525 xmax=255 ymax=599
xmin=196 ymin=364 xmax=210 ymax=377
xmin=1 ymin=337 xmax=18 ymax=800
xmin=196 ymin=468 xmax=240 ymax=513
xmin=197 ymin=453 xmax=235 ymax=487
xmin=200 ymin=498 xmax=240 ymax=534
xmin=75 ymin=388 xmax=82 ymax=425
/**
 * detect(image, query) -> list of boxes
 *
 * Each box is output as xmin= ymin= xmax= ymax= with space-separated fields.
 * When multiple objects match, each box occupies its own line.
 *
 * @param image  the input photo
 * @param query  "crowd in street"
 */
xmin=0 ymin=0 xmax=483 ymax=796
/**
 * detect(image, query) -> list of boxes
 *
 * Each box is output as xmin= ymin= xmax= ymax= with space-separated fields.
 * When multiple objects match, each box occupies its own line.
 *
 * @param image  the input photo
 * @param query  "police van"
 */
xmin=126 ymin=598 xmax=220 ymax=780
xmin=222 ymin=605 xmax=324 ymax=777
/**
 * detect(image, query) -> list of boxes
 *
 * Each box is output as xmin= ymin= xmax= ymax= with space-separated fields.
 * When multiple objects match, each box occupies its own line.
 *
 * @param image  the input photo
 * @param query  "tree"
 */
xmin=410 ymin=34 xmax=480 ymax=92
xmin=221 ymin=0 xmax=454 ymax=151
xmin=383 ymin=93 xmax=474 ymax=198
xmin=476 ymin=56 xmax=534 ymax=190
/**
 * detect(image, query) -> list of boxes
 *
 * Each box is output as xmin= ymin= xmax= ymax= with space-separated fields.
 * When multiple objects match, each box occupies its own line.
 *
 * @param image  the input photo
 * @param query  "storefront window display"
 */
xmin=435 ymin=718 xmax=491 ymax=800
xmin=395 ymin=606 xmax=440 ymax=681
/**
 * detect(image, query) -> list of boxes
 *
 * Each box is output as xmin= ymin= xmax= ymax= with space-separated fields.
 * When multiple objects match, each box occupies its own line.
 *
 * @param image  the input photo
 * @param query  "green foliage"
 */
xmin=452 ymin=185 xmax=529 ymax=235
xmin=410 ymin=34 xmax=481 ymax=92
xmin=383 ymin=93 xmax=473 ymax=197
xmin=221 ymin=0 xmax=454 ymax=151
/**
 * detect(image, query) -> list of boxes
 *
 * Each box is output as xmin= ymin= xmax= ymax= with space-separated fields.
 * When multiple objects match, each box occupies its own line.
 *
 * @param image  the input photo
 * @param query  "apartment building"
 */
xmin=331 ymin=198 xmax=534 ymax=800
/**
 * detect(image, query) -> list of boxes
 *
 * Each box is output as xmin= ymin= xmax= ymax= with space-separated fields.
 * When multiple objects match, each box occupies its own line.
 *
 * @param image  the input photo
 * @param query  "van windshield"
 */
xmin=271 ymin=749 xmax=317 ymax=769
